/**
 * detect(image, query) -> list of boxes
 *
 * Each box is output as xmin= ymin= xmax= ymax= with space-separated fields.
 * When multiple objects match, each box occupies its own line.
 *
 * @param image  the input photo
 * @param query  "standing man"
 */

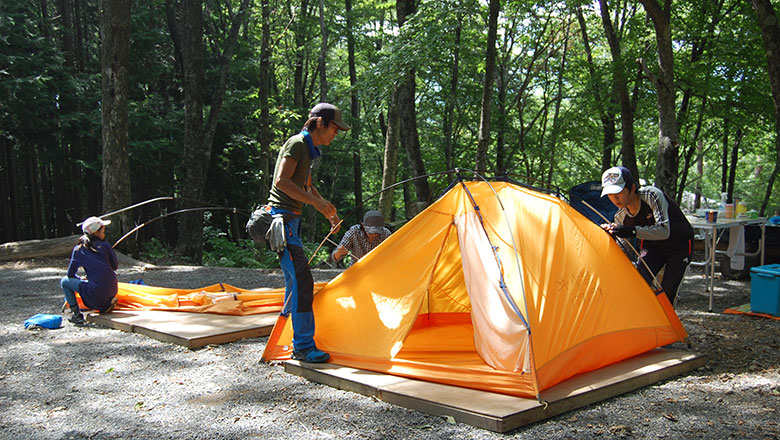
xmin=600 ymin=166 xmax=694 ymax=305
xmin=265 ymin=102 xmax=350 ymax=363
xmin=331 ymin=210 xmax=392 ymax=266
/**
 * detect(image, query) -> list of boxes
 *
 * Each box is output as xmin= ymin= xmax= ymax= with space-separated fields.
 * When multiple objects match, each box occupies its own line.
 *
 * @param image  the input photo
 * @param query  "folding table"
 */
xmin=686 ymin=216 xmax=766 ymax=311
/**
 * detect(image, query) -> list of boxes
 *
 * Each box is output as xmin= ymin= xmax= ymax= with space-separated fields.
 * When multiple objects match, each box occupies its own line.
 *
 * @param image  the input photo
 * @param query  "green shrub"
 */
xmin=302 ymin=241 xmax=333 ymax=267
xmin=202 ymin=227 xmax=264 ymax=268
xmin=140 ymin=237 xmax=174 ymax=262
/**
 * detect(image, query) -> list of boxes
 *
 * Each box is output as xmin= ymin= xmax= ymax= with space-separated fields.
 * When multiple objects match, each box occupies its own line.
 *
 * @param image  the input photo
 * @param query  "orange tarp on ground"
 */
xmin=74 ymin=282 xmax=311 ymax=316
xmin=262 ymin=180 xmax=687 ymax=399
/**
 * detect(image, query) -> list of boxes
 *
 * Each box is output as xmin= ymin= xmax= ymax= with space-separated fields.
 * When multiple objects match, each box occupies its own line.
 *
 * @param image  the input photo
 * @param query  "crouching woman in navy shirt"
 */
xmin=60 ymin=216 xmax=119 ymax=325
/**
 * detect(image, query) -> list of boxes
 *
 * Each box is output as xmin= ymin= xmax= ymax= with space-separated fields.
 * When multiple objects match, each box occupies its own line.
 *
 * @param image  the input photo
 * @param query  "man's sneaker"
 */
xmin=100 ymin=297 xmax=118 ymax=314
xmin=69 ymin=312 xmax=86 ymax=326
xmin=292 ymin=346 xmax=330 ymax=363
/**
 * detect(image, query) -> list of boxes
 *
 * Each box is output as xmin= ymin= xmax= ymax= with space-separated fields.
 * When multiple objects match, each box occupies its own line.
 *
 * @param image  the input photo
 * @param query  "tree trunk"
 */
xmin=25 ymin=150 xmax=43 ymax=238
xmin=574 ymin=3 xmax=616 ymax=172
xmin=396 ymin=0 xmax=430 ymax=204
xmin=258 ymin=0 xmax=273 ymax=200
xmin=444 ymin=13 xmax=461 ymax=172
xmin=59 ymin=0 xmax=75 ymax=67
xmin=750 ymin=0 xmax=780 ymax=217
xmin=170 ymin=0 xmax=248 ymax=262
xmin=0 ymin=138 xmax=21 ymax=242
xmin=51 ymin=150 xmax=71 ymax=236
xmin=85 ymin=137 xmax=102 ymax=220
xmin=203 ymin=0 xmax=250 ymax=152
xmin=378 ymin=90 xmax=401 ymax=220
xmin=495 ymin=66 xmax=507 ymax=174
xmin=100 ymin=0 xmax=134 ymax=254
xmin=38 ymin=160 xmax=52 ymax=238
xmin=637 ymin=0 xmax=679 ymax=197
xmin=726 ymin=129 xmax=743 ymax=202
xmin=59 ymin=0 xmax=86 ymax=228
xmin=600 ymin=0 xmax=637 ymax=178
xmin=0 ymin=140 xmax=8 ymax=242
xmin=0 ymin=235 xmax=80 ymax=261
xmin=695 ymin=139 xmax=703 ymax=209
xmin=173 ymin=0 xmax=207 ymax=263
xmin=546 ymin=17 xmax=569 ymax=188
xmin=676 ymin=1 xmax=725 ymax=203
xmin=399 ymin=75 xmax=430 ymax=204
xmin=475 ymin=0 xmax=500 ymax=174
xmin=346 ymin=0 xmax=362 ymax=223
xmin=676 ymin=0 xmax=724 ymax=128
xmin=40 ymin=0 xmax=51 ymax=39
xmin=318 ymin=0 xmax=328 ymax=100
xmin=74 ymin=0 xmax=85 ymax=72
xmin=601 ymin=110 xmax=617 ymax=171
xmin=401 ymin=168 xmax=412 ymax=218
xmin=721 ymin=118 xmax=729 ymax=196
xmin=677 ymin=95 xmax=707 ymax=202
xmin=293 ymin=0 xmax=309 ymax=108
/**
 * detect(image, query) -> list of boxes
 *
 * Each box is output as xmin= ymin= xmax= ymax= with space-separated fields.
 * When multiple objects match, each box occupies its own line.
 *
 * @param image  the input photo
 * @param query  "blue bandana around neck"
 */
xmin=300 ymin=130 xmax=321 ymax=160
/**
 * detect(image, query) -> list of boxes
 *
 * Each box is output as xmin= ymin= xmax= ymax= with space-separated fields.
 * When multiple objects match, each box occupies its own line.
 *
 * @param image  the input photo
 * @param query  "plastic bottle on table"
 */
xmin=737 ymin=202 xmax=747 ymax=218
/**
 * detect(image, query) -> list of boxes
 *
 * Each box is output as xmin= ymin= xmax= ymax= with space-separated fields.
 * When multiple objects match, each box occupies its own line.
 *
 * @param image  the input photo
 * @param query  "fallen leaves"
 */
xmin=662 ymin=413 xmax=678 ymax=422
xmin=608 ymin=424 xmax=632 ymax=436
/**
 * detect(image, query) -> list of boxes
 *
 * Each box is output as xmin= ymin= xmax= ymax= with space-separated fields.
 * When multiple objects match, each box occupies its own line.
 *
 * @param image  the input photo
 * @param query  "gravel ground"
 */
xmin=1 ymin=255 xmax=779 ymax=440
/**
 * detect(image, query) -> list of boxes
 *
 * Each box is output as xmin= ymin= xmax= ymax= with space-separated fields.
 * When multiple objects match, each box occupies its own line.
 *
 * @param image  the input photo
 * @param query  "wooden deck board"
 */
xmin=87 ymin=310 xmax=277 ymax=348
xmin=285 ymin=349 xmax=706 ymax=432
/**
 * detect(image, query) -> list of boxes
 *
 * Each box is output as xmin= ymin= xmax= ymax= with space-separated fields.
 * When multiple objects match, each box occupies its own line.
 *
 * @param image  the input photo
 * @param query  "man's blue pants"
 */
xmin=278 ymin=217 xmax=316 ymax=351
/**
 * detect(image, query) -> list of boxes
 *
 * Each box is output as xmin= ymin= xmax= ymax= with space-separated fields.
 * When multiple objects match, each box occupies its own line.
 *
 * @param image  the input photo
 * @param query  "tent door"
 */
xmin=455 ymin=211 xmax=531 ymax=373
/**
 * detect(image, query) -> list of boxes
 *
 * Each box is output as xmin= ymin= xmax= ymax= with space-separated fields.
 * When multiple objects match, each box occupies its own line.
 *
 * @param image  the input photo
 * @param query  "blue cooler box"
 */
xmin=749 ymin=264 xmax=780 ymax=316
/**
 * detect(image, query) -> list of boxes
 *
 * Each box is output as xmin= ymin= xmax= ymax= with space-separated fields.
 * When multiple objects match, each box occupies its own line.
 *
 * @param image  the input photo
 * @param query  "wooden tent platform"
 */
xmin=87 ymin=310 xmax=278 ymax=349
xmin=285 ymin=348 xmax=706 ymax=432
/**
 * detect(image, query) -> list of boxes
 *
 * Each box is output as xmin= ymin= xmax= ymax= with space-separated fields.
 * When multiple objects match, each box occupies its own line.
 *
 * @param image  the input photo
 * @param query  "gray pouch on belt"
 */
xmin=246 ymin=206 xmax=275 ymax=246
xmin=246 ymin=205 xmax=296 ymax=247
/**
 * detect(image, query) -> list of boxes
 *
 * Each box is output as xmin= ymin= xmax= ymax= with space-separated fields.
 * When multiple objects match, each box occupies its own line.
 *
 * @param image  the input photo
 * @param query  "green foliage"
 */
xmin=140 ymin=238 xmax=174 ymax=263
xmin=302 ymin=241 xmax=334 ymax=268
xmin=4 ymin=0 xmax=780 ymax=246
xmin=201 ymin=226 xmax=269 ymax=268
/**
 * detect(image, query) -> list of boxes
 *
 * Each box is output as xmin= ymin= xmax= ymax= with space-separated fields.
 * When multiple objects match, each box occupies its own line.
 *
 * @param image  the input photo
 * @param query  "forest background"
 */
xmin=3 ymin=0 xmax=780 ymax=268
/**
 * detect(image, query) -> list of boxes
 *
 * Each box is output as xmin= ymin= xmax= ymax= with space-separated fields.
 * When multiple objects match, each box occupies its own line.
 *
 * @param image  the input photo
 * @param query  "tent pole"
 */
xmin=580 ymin=200 xmax=664 ymax=292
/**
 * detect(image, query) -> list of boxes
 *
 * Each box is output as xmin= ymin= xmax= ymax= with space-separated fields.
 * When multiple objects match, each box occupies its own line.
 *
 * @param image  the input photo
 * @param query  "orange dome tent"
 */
xmin=262 ymin=179 xmax=686 ymax=400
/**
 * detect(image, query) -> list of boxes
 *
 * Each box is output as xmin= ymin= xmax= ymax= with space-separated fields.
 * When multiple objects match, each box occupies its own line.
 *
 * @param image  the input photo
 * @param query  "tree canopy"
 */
xmin=2 ymin=0 xmax=779 ymax=263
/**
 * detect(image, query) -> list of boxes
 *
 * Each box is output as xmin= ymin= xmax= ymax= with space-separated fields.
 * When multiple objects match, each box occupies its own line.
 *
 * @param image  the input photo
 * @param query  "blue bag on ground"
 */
xmin=24 ymin=313 xmax=63 ymax=329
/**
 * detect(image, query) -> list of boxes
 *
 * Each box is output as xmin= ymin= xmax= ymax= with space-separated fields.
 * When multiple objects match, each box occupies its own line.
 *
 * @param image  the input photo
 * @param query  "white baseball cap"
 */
xmin=600 ymin=166 xmax=635 ymax=197
xmin=81 ymin=216 xmax=111 ymax=235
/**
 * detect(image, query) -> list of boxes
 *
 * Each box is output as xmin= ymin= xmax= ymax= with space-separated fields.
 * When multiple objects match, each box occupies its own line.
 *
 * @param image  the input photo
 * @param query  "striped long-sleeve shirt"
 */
xmin=614 ymin=186 xmax=694 ymax=254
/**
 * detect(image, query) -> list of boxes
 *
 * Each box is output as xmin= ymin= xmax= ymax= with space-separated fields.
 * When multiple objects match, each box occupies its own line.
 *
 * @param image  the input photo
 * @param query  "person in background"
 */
xmin=264 ymin=102 xmax=350 ymax=363
xmin=600 ymin=166 xmax=694 ymax=305
xmin=60 ymin=216 xmax=119 ymax=325
xmin=331 ymin=210 xmax=391 ymax=266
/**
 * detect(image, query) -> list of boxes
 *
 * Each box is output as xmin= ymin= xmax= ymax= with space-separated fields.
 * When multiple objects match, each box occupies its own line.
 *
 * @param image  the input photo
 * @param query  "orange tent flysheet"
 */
xmin=262 ymin=180 xmax=686 ymax=399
